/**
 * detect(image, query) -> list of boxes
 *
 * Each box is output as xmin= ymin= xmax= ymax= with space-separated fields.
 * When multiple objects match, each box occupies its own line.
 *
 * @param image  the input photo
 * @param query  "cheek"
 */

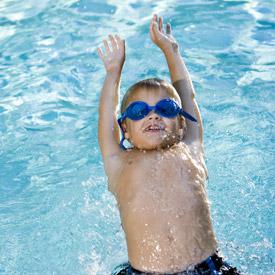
xmin=164 ymin=118 xmax=178 ymax=130
xmin=127 ymin=120 xmax=143 ymax=136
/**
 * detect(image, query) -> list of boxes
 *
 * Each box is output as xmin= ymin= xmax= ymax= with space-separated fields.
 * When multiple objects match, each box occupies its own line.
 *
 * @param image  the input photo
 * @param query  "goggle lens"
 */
xmin=155 ymin=99 xmax=179 ymax=117
xmin=125 ymin=99 xmax=179 ymax=120
xmin=126 ymin=101 xmax=149 ymax=120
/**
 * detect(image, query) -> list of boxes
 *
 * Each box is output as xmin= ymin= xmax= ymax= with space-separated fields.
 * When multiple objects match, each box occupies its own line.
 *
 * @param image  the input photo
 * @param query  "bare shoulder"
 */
xmin=181 ymin=141 xmax=209 ymax=180
xmin=170 ymin=142 xmax=204 ymax=162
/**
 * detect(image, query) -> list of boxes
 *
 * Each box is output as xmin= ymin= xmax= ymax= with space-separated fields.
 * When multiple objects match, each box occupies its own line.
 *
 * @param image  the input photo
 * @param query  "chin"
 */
xmin=138 ymin=144 xmax=158 ymax=150
xmin=132 ymin=135 xmax=178 ymax=150
xmin=132 ymin=141 xmax=158 ymax=150
xmin=138 ymin=141 xmax=172 ymax=151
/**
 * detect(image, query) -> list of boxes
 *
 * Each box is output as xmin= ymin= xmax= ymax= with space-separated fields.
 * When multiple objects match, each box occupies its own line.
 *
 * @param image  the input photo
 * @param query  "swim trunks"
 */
xmin=111 ymin=250 xmax=241 ymax=275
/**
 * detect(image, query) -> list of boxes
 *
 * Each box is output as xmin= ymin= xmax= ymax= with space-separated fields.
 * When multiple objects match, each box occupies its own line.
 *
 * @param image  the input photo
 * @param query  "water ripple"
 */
xmin=0 ymin=0 xmax=274 ymax=274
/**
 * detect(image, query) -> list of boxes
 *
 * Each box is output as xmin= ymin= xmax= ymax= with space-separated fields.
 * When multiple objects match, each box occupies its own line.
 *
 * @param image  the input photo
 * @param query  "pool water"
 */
xmin=0 ymin=0 xmax=274 ymax=274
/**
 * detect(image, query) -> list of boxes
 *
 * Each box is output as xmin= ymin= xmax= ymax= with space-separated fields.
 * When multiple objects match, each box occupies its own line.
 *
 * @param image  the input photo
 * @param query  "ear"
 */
xmin=179 ymin=117 xmax=187 ymax=139
xmin=121 ymin=121 xmax=130 ymax=139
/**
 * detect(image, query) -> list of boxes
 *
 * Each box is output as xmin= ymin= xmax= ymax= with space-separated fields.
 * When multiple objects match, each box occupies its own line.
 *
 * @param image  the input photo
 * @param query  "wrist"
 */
xmin=106 ymin=67 xmax=122 ymax=76
xmin=162 ymin=43 xmax=180 ymax=57
xmin=105 ymin=59 xmax=125 ymax=74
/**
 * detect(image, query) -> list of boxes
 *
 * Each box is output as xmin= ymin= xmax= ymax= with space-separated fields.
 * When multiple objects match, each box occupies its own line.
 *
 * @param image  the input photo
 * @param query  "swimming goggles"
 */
xmin=117 ymin=98 xmax=197 ymax=150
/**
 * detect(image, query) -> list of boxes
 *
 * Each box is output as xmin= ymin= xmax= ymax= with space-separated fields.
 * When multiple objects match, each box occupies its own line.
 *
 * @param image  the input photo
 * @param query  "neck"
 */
xmin=130 ymin=141 xmax=182 ymax=153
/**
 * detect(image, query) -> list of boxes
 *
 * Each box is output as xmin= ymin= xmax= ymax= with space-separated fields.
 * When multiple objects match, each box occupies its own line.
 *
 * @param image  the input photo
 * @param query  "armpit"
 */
xmin=107 ymin=179 xmax=116 ymax=194
xmin=186 ymin=142 xmax=209 ymax=180
xmin=107 ymin=171 xmax=121 ymax=195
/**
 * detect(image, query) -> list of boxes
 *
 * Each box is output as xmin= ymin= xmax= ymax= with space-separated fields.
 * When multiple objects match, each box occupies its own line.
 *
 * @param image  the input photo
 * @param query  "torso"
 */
xmin=110 ymin=142 xmax=218 ymax=273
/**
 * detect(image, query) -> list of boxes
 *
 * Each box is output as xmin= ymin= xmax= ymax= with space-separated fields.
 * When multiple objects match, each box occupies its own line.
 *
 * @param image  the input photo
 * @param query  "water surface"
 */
xmin=0 ymin=0 xmax=274 ymax=274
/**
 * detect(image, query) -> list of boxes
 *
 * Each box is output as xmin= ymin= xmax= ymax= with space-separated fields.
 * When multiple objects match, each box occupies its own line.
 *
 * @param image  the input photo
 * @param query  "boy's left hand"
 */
xmin=150 ymin=14 xmax=179 ymax=53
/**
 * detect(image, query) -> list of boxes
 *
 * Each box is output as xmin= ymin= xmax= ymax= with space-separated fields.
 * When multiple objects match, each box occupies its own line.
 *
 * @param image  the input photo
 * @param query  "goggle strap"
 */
xmin=180 ymin=110 xmax=198 ymax=123
xmin=117 ymin=118 xmax=127 ymax=151
xmin=119 ymin=137 xmax=127 ymax=150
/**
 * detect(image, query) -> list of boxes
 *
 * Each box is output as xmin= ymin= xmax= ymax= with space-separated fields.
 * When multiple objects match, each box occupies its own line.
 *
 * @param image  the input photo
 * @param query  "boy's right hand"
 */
xmin=97 ymin=34 xmax=125 ymax=74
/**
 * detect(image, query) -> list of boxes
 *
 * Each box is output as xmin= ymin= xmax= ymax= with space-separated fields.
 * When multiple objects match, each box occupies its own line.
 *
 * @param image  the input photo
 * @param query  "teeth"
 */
xmin=146 ymin=125 xmax=163 ymax=131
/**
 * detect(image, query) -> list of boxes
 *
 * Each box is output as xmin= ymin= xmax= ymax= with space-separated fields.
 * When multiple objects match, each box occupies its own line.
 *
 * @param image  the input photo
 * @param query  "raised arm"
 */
xmin=97 ymin=34 xmax=125 ymax=178
xmin=149 ymin=15 xmax=205 ymax=154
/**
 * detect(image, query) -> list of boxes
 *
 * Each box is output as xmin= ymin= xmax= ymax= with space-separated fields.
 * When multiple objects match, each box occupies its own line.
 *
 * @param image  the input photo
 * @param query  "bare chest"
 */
xmin=114 ymin=145 xmax=207 ymax=207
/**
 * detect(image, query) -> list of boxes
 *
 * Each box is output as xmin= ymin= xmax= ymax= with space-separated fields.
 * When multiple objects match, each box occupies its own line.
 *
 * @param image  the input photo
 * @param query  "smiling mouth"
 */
xmin=144 ymin=125 xmax=165 ymax=133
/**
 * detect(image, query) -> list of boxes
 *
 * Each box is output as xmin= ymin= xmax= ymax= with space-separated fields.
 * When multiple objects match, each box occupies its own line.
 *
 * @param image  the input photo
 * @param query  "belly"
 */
xmin=119 ymin=183 xmax=218 ymax=272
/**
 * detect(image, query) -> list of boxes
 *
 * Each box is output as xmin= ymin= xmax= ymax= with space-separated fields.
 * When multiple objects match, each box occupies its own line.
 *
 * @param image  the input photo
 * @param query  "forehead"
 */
xmin=127 ymin=88 xmax=179 ymax=105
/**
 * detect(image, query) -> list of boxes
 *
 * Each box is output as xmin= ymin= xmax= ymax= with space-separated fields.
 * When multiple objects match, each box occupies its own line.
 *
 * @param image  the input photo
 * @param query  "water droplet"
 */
xmin=156 ymin=244 xmax=161 ymax=252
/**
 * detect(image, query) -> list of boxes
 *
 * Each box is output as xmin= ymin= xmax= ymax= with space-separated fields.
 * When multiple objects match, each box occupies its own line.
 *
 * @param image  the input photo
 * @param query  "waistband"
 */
xmin=130 ymin=250 xmax=224 ymax=274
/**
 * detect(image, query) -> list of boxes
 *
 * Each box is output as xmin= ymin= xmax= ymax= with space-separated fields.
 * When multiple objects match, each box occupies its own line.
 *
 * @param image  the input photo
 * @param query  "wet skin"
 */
xmin=109 ymin=89 xmax=218 ymax=273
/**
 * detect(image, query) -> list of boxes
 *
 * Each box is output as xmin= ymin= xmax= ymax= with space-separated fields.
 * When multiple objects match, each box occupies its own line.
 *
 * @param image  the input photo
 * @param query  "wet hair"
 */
xmin=120 ymin=78 xmax=182 ymax=114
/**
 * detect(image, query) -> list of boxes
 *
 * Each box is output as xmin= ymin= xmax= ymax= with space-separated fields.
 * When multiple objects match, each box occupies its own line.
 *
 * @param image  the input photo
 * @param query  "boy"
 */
xmin=97 ymin=14 xmax=240 ymax=275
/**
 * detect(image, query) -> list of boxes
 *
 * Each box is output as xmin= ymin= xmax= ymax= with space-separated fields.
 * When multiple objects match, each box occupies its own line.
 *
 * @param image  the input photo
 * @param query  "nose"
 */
xmin=148 ymin=110 xmax=160 ymax=120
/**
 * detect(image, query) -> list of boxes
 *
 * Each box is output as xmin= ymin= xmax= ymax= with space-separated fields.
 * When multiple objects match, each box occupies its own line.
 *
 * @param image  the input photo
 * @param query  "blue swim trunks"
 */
xmin=112 ymin=250 xmax=241 ymax=275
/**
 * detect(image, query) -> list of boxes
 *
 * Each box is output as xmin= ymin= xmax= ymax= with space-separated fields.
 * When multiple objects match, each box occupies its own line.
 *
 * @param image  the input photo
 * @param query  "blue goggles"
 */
xmin=117 ymin=98 xmax=197 ymax=150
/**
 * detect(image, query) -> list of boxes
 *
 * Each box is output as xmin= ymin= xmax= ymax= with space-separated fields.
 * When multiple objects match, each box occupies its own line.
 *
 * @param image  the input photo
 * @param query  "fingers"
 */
xmin=151 ymin=14 xmax=159 ymax=31
xmin=166 ymin=22 xmax=172 ymax=35
xmin=150 ymin=14 xmax=158 ymax=29
xmin=152 ymin=14 xmax=170 ymax=35
xmin=109 ymin=34 xmax=118 ymax=51
xmin=103 ymin=40 xmax=110 ymax=57
xmin=97 ymin=47 xmax=104 ymax=60
xmin=98 ymin=34 xmax=124 ymax=57
xmin=115 ymin=34 xmax=125 ymax=49
xmin=152 ymin=14 xmax=158 ymax=24
xmin=158 ymin=16 xmax=164 ymax=33
xmin=152 ymin=21 xmax=158 ymax=33
xmin=151 ymin=14 xmax=173 ymax=35
xmin=151 ymin=15 xmax=159 ymax=35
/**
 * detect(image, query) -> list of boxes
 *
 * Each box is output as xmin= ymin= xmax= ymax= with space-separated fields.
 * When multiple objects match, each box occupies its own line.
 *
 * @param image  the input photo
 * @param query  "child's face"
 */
xmin=122 ymin=88 xmax=185 ymax=150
